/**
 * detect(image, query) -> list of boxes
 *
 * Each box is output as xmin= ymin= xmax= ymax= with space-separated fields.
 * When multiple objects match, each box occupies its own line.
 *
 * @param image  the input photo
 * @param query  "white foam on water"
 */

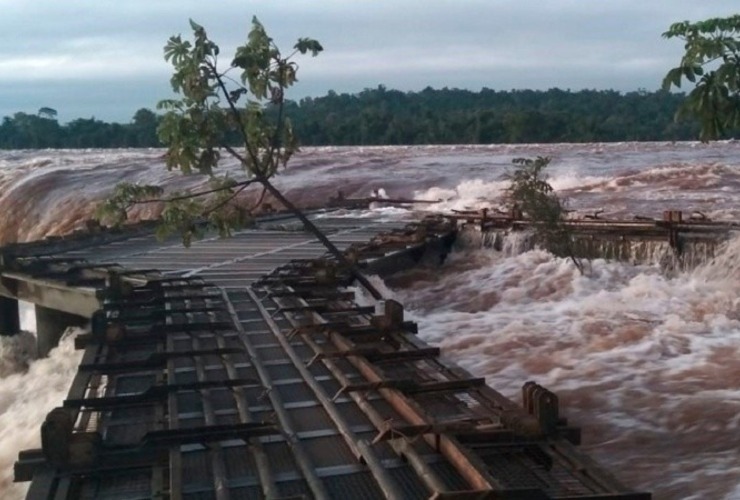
xmin=389 ymin=234 xmax=740 ymax=498
xmin=411 ymin=169 xmax=616 ymax=215
xmin=0 ymin=329 xmax=84 ymax=499
xmin=548 ymin=170 xmax=609 ymax=191
xmin=413 ymin=179 xmax=510 ymax=212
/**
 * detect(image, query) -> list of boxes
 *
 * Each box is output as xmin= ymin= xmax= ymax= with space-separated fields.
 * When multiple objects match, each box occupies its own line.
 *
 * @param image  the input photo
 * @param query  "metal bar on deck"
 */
xmin=190 ymin=333 xmax=231 ymax=500
xmin=327 ymin=329 xmax=504 ymax=492
xmin=247 ymin=288 xmax=406 ymax=500
xmin=211 ymin=322 xmax=278 ymax=499
xmin=63 ymin=379 xmax=260 ymax=410
xmin=165 ymin=334 xmax=182 ymax=500
xmin=220 ymin=288 xmax=330 ymax=500
xmin=296 ymin=322 xmax=452 ymax=496
xmin=79 ymin=347 xmax=244 ymax=372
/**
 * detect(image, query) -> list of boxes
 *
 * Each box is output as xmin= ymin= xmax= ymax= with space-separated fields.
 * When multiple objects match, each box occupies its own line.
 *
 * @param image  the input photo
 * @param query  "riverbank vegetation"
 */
xmin=0 ymin=87 xmax=706 ymax=149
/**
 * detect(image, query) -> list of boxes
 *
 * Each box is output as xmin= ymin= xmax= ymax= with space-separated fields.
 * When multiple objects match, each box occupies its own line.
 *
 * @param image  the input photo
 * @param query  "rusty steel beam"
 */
xmin=273 ymin=297 xmax=454 ymax=497
xmin=325 ymin=329 xmax=504 ymax=492
xmin=317 ymin=361 xmax=452 ymax=494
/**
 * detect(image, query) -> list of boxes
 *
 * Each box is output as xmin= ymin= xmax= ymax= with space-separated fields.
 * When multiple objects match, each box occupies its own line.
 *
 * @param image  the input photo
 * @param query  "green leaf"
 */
xmin=112 ymin=15 xmax=322 ymax=246
xmin=662 ymin=14 xmax=740 ymax=140
xmin=662 ymin=67 xmax=683 ymax=90
xmin=294 ymin=38 xmax=324 ymax=56
xmin=189 ymin=19 xmax=204 ymax=32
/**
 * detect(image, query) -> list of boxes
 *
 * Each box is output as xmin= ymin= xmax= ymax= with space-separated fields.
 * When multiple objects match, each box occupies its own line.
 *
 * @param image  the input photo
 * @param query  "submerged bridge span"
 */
xmin=0 ymin=211 xmax=651 ymax=499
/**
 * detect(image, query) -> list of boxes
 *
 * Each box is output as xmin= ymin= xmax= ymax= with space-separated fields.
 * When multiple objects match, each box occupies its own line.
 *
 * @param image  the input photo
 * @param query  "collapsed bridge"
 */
xmin=447 ymin=208 xmax=737 ymax=270
xmin=0 ymin=210 xmax=654 ymax=499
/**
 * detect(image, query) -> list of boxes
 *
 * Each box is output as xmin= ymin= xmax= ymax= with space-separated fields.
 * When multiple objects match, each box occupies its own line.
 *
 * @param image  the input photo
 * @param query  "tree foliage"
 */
xmin=505 ymin=157 xmax=584 ymax=274
xmin=0 ymin=87 xmax=701 ymax=149
xmin=155 ymin=17 xmax=319 ymax=177
xmin=0 ymin=109 xmax=160 ymax=148
xmin=662 ymin=15 xmax=740 ymax=140
xmin=288 ymin=87 xmax=699 ymax=145
xmin=97 ymin=17 xmax=383 ymax=299
xmin=97 ymin=17 xmax=322 ymax=244
xmin=37 ymin=107 xmax=58 ymax=120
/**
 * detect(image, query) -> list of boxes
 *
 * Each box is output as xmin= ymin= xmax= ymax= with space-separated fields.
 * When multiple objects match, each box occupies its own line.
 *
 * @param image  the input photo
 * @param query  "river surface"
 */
xmin=0 ymin=143 xmax=739 ymax=499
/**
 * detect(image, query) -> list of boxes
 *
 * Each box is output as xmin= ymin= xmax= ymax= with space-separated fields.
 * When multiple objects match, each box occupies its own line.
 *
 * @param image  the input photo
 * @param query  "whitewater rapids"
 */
xmin=1 ymin=143 xmax=739 ymax=499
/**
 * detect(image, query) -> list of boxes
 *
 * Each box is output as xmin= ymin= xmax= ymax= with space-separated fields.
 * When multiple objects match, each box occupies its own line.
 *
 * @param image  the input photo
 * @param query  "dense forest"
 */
xmin=0 ymin=108 xmax=161 ymax=149
xmin=288 ymin=86 xmax=702 ymax=144
xmin=0 ymin=86 xmax=709 ymax=149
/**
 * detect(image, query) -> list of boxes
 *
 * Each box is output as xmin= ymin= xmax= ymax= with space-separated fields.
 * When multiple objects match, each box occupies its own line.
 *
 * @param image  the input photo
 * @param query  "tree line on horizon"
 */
xmin=0 ymin=86 xmax=714 ymax=149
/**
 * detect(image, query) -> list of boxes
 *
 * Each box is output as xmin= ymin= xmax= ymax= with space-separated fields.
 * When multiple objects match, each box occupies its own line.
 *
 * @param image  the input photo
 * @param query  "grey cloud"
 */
xmin=1 ymin=0 xmax=738 ymax=121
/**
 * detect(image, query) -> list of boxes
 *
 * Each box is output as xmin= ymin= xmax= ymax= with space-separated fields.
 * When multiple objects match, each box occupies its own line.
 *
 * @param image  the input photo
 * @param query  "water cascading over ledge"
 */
xmin=456 ymin=224 xmax=735 ymax=274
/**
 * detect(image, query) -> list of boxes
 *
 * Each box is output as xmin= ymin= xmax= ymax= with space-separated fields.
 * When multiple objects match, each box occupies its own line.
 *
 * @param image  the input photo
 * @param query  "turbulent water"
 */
xmin=1 ymin=143 xmax=739 ymax=499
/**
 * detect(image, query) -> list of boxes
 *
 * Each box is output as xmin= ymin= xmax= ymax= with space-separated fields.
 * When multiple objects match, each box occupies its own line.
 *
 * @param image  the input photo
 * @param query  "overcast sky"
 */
xmin=1 ymin=0 xmax=737 ymax=123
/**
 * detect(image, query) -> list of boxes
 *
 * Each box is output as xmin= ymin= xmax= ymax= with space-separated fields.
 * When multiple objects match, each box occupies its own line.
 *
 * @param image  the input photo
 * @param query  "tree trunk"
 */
xmin=258 ymin=178 xmax=383 ymax=300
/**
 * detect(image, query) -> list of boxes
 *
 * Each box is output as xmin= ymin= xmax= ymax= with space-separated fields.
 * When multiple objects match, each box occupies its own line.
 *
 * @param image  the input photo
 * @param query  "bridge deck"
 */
xmin=4 ymin=212 xmax=650 ymax=499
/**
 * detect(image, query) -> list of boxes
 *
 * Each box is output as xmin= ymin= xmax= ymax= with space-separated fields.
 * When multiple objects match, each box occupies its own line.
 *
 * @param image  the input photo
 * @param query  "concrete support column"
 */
xmin=35 ymin=306 xmax=86 ymax=358
xmin=0 ymin=296 xmax=21 ymax=336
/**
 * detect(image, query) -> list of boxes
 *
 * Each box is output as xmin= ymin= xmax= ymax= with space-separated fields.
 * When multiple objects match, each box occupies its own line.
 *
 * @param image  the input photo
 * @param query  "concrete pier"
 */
xmin=0 ymin=296 xmax=20 ymax=335
xmin=35 ymin=306 xmax=86 ymax=357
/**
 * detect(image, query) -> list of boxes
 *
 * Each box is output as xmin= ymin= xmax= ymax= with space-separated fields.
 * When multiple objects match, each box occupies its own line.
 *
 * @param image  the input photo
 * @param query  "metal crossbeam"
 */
xmin=79 ymin=347 xmax=244 ymax=372
xmin=332 ymin=377 xmax=485 ymax=401
xmin=143 ymin=422 xmax=281 ymax=447
xmin=63 ymin=378 xmax=260 ymax=409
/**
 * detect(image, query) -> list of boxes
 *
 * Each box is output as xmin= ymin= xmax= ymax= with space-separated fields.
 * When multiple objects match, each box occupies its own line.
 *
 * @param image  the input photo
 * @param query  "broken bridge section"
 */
xmin=450 ymin=209 xmax=738 ymax=271
xmin=4 ymin=211 xmax=650 ymax=499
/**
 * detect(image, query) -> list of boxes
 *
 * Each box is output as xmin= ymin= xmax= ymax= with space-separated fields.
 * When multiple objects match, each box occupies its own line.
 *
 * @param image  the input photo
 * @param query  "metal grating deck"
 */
xmin=3 ymin=212 xmax=651 ymax=499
